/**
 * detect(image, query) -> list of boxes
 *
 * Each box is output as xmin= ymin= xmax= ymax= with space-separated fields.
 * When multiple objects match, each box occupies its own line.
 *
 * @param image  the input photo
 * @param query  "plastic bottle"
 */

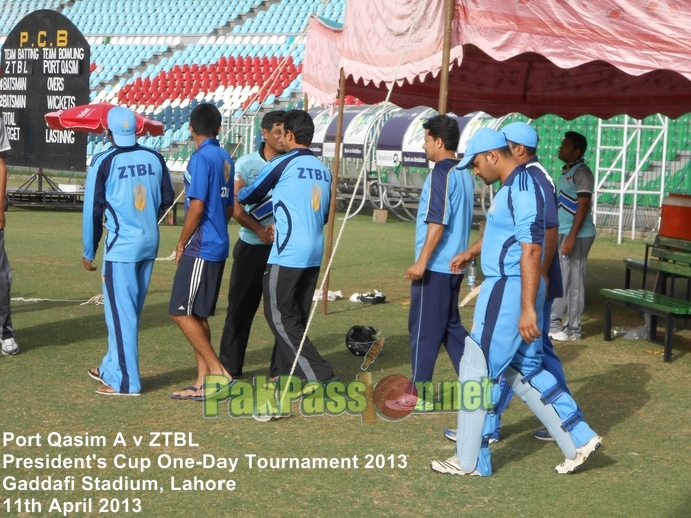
xmin=467 ymin=260 xmax=476 ymax=288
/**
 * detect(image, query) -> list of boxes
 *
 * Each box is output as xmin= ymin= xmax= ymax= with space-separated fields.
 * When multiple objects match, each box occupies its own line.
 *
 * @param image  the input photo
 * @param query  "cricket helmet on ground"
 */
xmin=346 ymin=325 xmax=379 ymax=356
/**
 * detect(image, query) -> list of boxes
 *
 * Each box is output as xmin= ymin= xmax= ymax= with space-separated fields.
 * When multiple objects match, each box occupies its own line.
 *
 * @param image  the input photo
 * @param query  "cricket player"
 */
xmin=431 ymin=129 xmax=601 ymax=476
xmin=83 ymin=107 xmax=174 ymax=396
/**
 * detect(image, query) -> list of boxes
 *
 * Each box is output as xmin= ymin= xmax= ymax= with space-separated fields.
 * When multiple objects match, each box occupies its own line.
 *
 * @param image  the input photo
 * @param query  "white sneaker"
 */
xmin=1 ymin=337 xmax=19 ymax=356
xmin=252 ymin=413 xmax=289 ymax=422
xmin=444 ymin=429 xmax=498 ymax=443
xmin=555 ymin=435 xmax=602 ymax=474
xmin=430 ymin=455 xmax=482 ymax=476
xmin=550 ymin=331 xmax=579 ymax=342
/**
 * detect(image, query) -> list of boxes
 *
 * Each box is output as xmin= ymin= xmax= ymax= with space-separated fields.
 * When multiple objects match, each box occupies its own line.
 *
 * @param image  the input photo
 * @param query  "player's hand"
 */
xmin=0 ymin=213 xmax=5 ymax=231
xmin=175 ymin=249 xmax=183 ymax=266
xmin=450 ymin=251 xmax=474 ymax=274
xmin=405 ymin=262 xmax=425 ymax=281
xmin=258 ymin=226 xmax=274 ymax=245
xmin=82 ymin=257 xmax=97 ymax=271
xmin=561 ymin=236 xmax=575 ymax=257
xmin=518 ymin=307 xmax=541 ymax=343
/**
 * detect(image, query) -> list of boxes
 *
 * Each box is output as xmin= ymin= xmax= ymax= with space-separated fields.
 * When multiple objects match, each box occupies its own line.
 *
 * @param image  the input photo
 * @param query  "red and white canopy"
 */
xmin=303 ymin=0 xmax=691 ymax=119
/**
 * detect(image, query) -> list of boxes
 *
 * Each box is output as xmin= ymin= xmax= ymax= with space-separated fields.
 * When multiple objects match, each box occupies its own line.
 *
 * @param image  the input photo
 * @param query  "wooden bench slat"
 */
xmin=650 ymin=248 xmax=691 ymax=264
xmin=623 ymin=258 xmax=662 ymax=271
xmin=649 ymin=261 xmax=691 ymax=277
xmin=656 ymin=235 xmax=691 ymax=252
xmin=600 ymin=289 xmax=691 ymax=314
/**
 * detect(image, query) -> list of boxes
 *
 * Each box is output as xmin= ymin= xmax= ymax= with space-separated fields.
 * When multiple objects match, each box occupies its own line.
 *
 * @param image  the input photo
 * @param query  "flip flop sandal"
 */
xmin=88 ymin=368 xmax=108 ymax=386
xmin=170 ymin=386 xmax=200 ymax=400
xmin=190 ymin=379 xmax=236 ymax=401
xmin=95 ymin=385 xmax=140 ymax=397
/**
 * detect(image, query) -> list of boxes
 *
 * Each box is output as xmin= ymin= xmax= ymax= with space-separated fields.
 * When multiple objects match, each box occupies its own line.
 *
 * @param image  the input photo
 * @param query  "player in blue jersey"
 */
xmin=392 ymin=115 xmax=473 ymax=410
xmin=83 ymin=107 xmax=174 ymax=396
xmin=169 ymin=104 xmax=235 ymax=400
xmin=238 ymin=110 xmax=335 ymax=383
xmin=445 ymin=122 xmax=582 ymax=442
xmin=219 ymin=110 xmax=285 ymax=378
xmin=502 ymin=122 xmax=585 ymax=440
xmin=430 ymin=129 xmax=601 ymax=476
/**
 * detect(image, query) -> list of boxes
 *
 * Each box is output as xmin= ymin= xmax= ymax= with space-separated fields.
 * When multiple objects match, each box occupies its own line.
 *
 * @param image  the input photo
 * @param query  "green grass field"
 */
xmin=1 ymin=208 xmax=690 ymax=517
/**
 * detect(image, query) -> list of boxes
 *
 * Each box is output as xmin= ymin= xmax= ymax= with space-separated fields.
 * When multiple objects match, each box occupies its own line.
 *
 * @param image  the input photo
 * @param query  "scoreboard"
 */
xmin=0 ymin=10 xmax=89 ymax=171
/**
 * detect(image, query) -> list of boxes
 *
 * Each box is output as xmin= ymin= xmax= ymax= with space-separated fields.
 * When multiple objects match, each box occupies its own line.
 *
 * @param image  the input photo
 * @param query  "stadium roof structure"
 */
xmin=302 ymin=0 xmax=691 ymax=120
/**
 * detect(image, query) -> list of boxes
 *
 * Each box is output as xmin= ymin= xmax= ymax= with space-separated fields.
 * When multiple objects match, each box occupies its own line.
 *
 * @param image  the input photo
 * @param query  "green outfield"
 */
xmin=0 ymin=209 xmax=689 ymax=517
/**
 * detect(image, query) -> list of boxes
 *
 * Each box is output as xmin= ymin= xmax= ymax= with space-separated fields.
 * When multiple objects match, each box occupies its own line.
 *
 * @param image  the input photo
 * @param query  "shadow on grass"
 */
xmin=18 ymin=302 xmax=171 ymax=352
xmin=314 ymin=300 xmax=408 ymax=316
xmin=551 ymin=341 xmax=586 ymax=366
xmin=492 ymin=362 xmax=650 ymax=473
xmin=11 ymin=301 xmax=86 ymax=316
xmin=666 ymin=492 xmax=691 ymax=518
xmin=230 ymin=333 xmax=414 ymax=383
xmin=325 ymin=333 xmax=412 ymax=381
xmin=141 ymin=366 xmax=199 ymax=393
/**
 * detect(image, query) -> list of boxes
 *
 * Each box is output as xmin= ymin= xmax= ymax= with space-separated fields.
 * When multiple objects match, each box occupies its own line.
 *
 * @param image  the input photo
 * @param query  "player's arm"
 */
xmin=562 ymin=166 xmax=593 ymax=256
xmin=160 ymin=163 xmax=175 ymax=213
xmin=451 ymin=237 xmax=482 ymax=274
xmin=82 ymin=159 xmax=108 ymax=271
xmin=406 ymin=223 xmax=443 ymax=280
xmin=232 ymin=176 xmax=272 ymax=244
xmin=519 ymin=242 xmax=542 ymax=342
xmin=176 ymin=199 xmax=204 ymax=265
xmin=0 ymin=157 xmax=7 ymax=231
xmin=237 ymin=157 xmax=284 ymax=205
xmin=176 ymin=154 xmax=208 ymax=264
xmin=407 ymin=165 xmax=450 ymax=280
xmin=512 ymin=173 xmax=545 ymax=342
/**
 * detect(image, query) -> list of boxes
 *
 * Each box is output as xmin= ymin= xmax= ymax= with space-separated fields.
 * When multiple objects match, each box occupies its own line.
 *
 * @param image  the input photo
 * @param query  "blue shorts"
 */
xmin=169 ymin=255 xmax=225 ymax=318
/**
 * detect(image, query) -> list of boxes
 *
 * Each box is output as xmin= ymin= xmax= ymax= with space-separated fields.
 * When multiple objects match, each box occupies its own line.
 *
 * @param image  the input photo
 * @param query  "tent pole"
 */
xmin=321 ymin=67 xmax=346 ymax=315
xmin=438 ymin=0 xmax=455 ymax=114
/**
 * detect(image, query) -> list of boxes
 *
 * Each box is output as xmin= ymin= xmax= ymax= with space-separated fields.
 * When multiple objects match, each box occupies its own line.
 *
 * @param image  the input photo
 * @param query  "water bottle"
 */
xmin=467 ymin=260 xmax=476 ymax=288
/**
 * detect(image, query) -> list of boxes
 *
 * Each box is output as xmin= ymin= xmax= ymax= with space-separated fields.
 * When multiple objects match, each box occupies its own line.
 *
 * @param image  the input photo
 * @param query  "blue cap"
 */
xmin=107 ymin=107 xmax=137 ymax=147
xmin=502 ymin=121 xmax=539 ymax=148
xmin=458 ymin=128 xmax=508 ymax=169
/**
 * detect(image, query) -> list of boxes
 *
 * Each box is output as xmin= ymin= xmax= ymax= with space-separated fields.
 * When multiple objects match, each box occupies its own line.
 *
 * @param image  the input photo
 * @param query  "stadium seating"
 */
xmin=62 ymin=0 xmax=263 ymax=35
xmin=0 ymin=0 xmax=63 ymax=34
xmin=3 ymin=0 xmax=690 ymax=206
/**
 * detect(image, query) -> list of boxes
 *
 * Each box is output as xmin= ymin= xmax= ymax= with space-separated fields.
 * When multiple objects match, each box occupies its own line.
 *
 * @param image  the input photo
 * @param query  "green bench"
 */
xmin=603 ymin=235 xmax=691 ymax=362
xmin=623 ymin=258 xmax=662 ymax=289
xmin=623 ymin=234 xmax=691 ymax=295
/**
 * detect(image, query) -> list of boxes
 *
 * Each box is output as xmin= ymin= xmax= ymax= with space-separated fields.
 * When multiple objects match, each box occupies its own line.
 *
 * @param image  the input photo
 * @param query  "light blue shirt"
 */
xmin=415 ymin=158 xmax=474 ymax=274
xmin=238 ymin=148 xmax=331 ymax=268
xmin=235 ymin=146 xmax=275 ymax=246
xmin=83 ymin=144 xmax=174 ymax=262
xmin=481 ymin=166 xmax=545 ymax=278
